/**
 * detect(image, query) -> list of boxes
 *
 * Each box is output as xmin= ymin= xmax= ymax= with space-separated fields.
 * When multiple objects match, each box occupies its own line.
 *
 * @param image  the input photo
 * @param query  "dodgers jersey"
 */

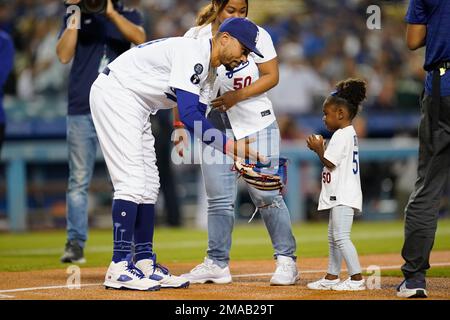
xmin=106 ymin=37 xmax=212 ymax=113
xmin=318 ymin=125 xmax=363 ymax=212
xmin=184 ymin=23 xmax=277 ymax=140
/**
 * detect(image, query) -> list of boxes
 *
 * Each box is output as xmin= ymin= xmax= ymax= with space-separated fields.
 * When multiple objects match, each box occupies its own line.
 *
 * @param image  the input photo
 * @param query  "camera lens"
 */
xmin=83 ymin=0 xmax=106 ymax=14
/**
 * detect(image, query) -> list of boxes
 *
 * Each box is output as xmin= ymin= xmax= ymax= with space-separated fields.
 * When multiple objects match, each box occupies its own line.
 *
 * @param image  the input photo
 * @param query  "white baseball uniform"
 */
xmin=184 ymin=23 xmax=277 ymax=140
xmin=89 ymin=37 xmax=213 ymax=204
xmin=318 ymin=125 xmax=363 ymax=212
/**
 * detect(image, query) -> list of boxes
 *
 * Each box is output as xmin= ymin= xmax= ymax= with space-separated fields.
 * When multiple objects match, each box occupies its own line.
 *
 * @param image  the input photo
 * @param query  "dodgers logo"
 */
xmin=225 ymin=61 xmax=250 ymax=79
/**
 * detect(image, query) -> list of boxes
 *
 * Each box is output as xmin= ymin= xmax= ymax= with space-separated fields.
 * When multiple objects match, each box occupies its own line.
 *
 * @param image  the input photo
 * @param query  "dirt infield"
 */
xmin=1 ymin=251 xmax=449 ymax=300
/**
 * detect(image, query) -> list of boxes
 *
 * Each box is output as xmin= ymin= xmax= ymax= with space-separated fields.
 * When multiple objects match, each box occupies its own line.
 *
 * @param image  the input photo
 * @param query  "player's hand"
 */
xmin=226 ymin=137 xmax=268 ymax=163
xmin=306 ymin=134 xmax=324 ymax=153
xmin=172 ymin=127 xmax=190 ymax=157
xmin=211 ymin=90 xmax=243 ymax=112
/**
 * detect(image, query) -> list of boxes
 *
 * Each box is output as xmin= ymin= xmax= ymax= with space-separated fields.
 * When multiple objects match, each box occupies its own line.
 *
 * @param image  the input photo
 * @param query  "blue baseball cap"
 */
xmin=218 ymin=17 xmax=264 ymax=59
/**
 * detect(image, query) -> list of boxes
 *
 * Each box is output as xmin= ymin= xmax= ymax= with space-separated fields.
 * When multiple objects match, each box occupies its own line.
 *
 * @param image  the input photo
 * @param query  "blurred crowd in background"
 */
xmin=0 ymin=0 xmax=425 ymax=138
xmin=2 ymin=0 xmax=445 ymax=229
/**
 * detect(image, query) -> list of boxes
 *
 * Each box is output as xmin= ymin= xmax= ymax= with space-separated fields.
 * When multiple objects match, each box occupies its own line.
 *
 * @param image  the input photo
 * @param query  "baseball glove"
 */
xmin=234 ymin=157 xmax=288 ymax=191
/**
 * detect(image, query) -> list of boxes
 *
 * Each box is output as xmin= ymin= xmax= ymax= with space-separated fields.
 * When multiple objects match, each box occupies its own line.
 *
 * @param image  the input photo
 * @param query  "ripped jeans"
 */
xmin=200 ymin=120 xmax=297 ymax=268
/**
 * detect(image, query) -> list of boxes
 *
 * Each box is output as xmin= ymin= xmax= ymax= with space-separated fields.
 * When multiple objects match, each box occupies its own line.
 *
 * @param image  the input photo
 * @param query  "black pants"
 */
xmin=0 ymin=123 xmax=4 ymax=157
xmin=152 ymin=111 xmax=182 ymax=226
xmin=401 ymin=94 xmax=450 ymax=280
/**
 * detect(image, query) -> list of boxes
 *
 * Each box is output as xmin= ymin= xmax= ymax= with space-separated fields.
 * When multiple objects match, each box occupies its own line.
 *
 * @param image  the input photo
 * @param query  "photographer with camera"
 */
xmin=57 ymin=0 xmax=145 ymax=263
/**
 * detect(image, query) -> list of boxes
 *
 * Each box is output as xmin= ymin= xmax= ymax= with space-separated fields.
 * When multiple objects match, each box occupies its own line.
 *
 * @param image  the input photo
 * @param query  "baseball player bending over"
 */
xmin=89 ymin=17 xmax=264 ymax=291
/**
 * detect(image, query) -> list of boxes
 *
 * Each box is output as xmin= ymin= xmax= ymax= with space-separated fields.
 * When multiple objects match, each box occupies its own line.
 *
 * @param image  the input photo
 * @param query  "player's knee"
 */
xmin=207 ymin=196 xmax=235 ymax=216
xmin=141 ymin=189 xmax=159 ymax=204
xmin=333 ymin=234 xmax=351 ymax=248
xmin=114 ymin=183 xmax=147 ymax=203
xmin=68 ymin=169 xmax=91 ymax=190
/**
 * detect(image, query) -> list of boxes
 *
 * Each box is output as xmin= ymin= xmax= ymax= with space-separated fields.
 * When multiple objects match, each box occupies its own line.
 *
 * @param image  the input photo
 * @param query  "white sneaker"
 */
xmin=396 ymin=279 xmax=428 ymax=298
xmin=307 ymin=277 xmax=340 ymax=290
xmin=270 ymin=255 xmax=299 ymax=286
xmin=135 ymin=254 xmax=190 ymax=289
xmin=104 ymin=260 xmax=161 ymax=291
xmin=331 ymin=277 xmax=366 ymax=291
xmin=180 ymin=257 xmax=232 ymax=284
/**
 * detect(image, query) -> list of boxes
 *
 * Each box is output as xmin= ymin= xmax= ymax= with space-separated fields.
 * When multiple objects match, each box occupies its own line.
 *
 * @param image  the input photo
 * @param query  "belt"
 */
xmin=102 ymin=66 xmax=110 ymax=76
xmin=425 ymin=61 xmax=450 ymax=72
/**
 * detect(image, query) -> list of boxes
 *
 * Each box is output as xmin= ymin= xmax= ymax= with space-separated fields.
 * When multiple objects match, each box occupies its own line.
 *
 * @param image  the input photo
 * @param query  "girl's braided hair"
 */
xmin=327 ymin=78 xmax=367 ymax=119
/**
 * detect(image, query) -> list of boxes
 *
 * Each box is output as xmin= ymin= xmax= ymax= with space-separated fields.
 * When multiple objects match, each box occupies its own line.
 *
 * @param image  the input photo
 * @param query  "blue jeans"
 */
xmin=66 ymin=114 xmax=97 ymax=248
xmin=201 ymin=120 xmax=297 ymax=268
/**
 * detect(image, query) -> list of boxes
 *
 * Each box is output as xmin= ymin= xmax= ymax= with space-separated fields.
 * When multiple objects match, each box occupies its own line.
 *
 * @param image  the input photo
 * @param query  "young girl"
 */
xmin=306 ymin=79 xmax=366 ymax=291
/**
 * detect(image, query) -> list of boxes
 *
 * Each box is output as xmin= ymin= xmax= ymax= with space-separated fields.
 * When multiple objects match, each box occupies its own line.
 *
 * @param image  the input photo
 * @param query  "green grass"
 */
xmin=375 ymin=266 xmax=450 ymax=278
xmin=1 ymin=218 xmax=450 ymax=273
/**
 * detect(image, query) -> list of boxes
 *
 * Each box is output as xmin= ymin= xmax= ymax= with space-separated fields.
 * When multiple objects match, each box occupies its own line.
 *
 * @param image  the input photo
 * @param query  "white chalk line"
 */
xmin=1 ymin=262 xmax=450 ymax=299
xmin=0 ymin=283 xmax=102 ymax=298
xmin=233 ymin=262 xmax=450 ymax=278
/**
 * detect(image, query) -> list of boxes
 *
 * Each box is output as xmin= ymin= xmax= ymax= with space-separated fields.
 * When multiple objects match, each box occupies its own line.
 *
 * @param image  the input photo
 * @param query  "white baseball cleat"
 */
xmin=307 ymin=277 xmax=340 ymax=290
xmin=180 ymin=257 xmax=232 ymax=284
xmin=270 ymin=255 xmax=299 ymax=286
xmin=104 ymin=260 xmax=161 ymax=291
xmin=331 ymin=277 xmax=366 ymax=291
xmin=135 ymin=254 xmax=190 ymax=289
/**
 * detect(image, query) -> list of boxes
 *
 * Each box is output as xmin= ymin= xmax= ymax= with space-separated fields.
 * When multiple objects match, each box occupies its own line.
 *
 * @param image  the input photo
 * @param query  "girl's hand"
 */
xmin=306 ymin=134 xmax=324 ymax=153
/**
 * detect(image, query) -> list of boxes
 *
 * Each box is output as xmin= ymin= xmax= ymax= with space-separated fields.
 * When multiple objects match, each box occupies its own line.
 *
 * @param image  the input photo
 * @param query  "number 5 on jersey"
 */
xmin=353 ymin=151 xmax=359 ymax=174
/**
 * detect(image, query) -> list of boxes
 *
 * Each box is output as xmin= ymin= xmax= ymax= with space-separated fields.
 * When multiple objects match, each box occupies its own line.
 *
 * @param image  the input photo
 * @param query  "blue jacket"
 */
xmin=0 ymin=30 xmax=14 ymax=124
xmin=405 ymin=0 xmax=450 ymax=96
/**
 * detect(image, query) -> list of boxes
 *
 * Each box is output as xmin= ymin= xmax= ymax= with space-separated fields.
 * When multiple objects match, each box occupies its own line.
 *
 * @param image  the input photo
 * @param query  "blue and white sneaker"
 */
xmin=136 ymin=254 xmax=190 ymax=289
xmin=396 ymin=279 xmax=428 ymax=298
xmin=104 ymin=260 xmax=161 ymax=291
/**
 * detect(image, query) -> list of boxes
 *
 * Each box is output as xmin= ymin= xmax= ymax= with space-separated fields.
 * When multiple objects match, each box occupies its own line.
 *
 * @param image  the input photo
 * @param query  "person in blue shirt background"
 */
xmin=57 ymin=0 xmax=145 ymax=264
xmin=398 ymin=0 xmax=450 ymax=298
xmin=0 ymin=28 xmax=14 ymax=157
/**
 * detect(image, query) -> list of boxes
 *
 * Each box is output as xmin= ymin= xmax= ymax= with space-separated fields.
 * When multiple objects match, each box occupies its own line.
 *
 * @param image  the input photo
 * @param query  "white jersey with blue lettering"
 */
xmin=89 ymin=36 xmax=214 ymax=204
xmin=184 ymin=23 xmax=277 ymax=140
xmin=318 ymin=125 xmax=363 ymax=212
xmin=106 ymin=37 xmax=212 ymax=113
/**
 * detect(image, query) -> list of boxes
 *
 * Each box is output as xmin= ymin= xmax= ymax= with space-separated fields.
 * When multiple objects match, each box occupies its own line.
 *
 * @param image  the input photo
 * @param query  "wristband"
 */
xmin=224 ymin=139 xmax=234 ymax=155
xmin=173 ymin=121 xmax=185 ymax=128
